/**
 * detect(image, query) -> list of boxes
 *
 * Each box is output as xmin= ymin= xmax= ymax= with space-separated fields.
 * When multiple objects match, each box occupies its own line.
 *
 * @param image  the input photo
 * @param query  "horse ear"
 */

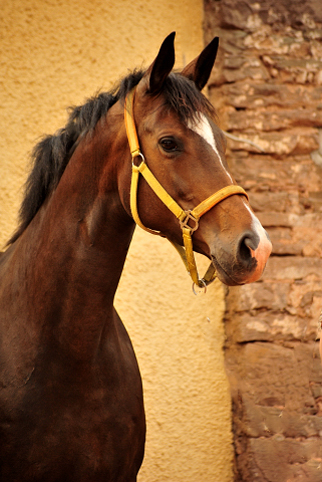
xmin=146 ymin=32 xmax=176 ymax=95
xmin=181 ymin=37 xmax=219 ymax=91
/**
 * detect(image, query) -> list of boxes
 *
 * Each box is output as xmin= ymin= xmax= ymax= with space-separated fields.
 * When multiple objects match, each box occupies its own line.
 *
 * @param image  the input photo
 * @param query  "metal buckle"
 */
xmin=179 ymin=210 xmax=199 ymax=233
xmin=132 ymin=152 xmax=145 ymax=168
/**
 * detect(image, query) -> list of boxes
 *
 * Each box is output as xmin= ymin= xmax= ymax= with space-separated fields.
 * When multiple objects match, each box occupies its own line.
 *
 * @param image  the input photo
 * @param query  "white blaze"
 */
xmin=189 ymin=115 xmax=272 ymax=282
xmin=188 ymin=114 xmax=233 ymax=183
xmin=244 ymin=202 xmax=267 ymax=242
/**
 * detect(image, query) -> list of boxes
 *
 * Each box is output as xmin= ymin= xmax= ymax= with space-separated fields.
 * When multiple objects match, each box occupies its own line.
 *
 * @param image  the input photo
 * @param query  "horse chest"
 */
xmin=0 ymin=328 xmax=145 ymax=482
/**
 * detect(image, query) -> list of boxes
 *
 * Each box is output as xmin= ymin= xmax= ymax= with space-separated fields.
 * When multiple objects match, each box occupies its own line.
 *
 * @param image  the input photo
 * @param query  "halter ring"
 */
xmin=132 ymin=152 xmax=145 ymax=168
xmin=179 ymin=211 xmax=199 ymax=233
xmin=192 ymin=278 xmax=207 ymax=295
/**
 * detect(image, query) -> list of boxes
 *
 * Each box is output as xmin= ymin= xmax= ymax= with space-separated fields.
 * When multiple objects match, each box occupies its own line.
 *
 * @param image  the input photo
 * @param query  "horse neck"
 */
xmin=11 ymin=103 xmax=135 ymax=359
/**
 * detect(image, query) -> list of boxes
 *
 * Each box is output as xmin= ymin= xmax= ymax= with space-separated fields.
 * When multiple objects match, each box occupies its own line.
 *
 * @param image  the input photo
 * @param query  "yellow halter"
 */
xmin=124 ymin=87 xmax=249 ymax=290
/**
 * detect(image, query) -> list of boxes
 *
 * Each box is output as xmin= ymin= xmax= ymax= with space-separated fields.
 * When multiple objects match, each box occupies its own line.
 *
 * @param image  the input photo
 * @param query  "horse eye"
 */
xmin=159 ymin=137 xmax=178 ymax=152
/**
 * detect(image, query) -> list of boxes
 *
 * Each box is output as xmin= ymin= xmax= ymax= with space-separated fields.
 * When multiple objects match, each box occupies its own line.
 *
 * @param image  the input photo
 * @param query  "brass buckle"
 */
xmin=179 ymin=210 xmax=199 ymax=233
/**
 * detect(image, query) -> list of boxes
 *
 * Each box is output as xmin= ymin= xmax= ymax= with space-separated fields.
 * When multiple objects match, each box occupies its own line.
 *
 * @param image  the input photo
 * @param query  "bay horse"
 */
xmin=0 ymin=33 xmax=271 ymax=481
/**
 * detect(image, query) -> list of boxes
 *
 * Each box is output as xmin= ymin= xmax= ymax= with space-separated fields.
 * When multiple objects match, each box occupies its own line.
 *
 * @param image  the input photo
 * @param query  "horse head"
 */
xmin=119 ymin=32 xmax=272 ymax=287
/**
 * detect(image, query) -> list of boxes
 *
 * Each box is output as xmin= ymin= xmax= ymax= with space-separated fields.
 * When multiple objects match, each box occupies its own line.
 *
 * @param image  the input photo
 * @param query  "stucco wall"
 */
xmin=0 ymin=1 xmax=233 ymax=480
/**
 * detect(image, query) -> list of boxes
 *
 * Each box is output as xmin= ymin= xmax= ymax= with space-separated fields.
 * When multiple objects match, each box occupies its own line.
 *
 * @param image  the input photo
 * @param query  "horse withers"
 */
xmin=0 ymin=33 xmax=271 ymax=481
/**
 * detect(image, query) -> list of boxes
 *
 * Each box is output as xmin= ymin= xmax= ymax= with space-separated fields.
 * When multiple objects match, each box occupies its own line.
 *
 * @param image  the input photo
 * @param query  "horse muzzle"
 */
xmin=210 ymin=227 xmax=272 ymax=286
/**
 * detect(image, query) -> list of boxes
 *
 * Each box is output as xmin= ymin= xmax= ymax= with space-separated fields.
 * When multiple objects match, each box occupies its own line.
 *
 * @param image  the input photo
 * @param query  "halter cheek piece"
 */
xmin=124 ymin=87 xmax=249 ymax=291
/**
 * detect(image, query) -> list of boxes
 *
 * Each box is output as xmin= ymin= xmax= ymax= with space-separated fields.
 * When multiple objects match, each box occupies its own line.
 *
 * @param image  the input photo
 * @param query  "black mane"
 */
xmin=9 ymin=70 xmax=214 ymax=244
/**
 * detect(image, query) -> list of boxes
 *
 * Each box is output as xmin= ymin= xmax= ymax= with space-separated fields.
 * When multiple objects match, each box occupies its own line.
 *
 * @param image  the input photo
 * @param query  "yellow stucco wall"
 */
xmin=0 ymin=1 xmax=233 ymax=480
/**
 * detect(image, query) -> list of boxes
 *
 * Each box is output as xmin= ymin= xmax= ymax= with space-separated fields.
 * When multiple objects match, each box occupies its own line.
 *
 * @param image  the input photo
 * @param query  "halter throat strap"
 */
xmin=124 ymin=87 xmax=249 ymax=289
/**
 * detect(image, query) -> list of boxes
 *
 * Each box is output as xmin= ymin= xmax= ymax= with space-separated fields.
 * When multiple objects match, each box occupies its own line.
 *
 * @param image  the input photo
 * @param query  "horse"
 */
xmin=0 ymin=32 xmax=272 ymax=481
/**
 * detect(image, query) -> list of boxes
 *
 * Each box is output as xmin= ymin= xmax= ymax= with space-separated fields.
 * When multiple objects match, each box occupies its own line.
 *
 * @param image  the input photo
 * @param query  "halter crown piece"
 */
xmin=124 ymin=87 xmax=249 ymax=291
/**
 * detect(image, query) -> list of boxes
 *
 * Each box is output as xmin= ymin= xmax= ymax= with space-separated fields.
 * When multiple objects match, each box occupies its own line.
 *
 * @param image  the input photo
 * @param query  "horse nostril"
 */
xmin=238 ymin=233 xmax=260 ymax=262
xmin=244 ymin=236 xmax=257 ymax=251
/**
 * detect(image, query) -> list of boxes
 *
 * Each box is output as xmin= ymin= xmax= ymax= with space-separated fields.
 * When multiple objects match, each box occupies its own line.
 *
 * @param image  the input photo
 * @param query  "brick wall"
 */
xmin=204 ymin=0 xmax=322 ymax=480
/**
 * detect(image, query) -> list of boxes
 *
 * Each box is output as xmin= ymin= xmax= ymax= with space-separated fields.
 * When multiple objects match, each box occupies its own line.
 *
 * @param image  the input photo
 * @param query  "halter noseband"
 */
xmin=124 ymin=87 xmax=249 ymax=290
